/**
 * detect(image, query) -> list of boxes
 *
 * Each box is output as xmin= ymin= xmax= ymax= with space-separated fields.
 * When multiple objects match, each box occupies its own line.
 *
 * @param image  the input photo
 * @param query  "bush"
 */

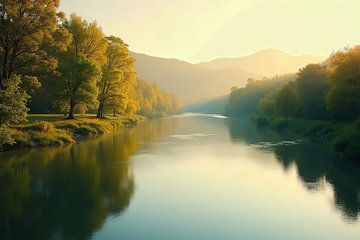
xmin=333 ymin=121 xmax=360 ymax=160
xmin=271 ymin=119 xmax=288 ymax=130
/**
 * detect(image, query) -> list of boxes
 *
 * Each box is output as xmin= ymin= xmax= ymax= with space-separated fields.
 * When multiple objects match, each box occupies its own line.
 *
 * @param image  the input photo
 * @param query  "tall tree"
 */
xmin=275 ymin=84 xmax=296 ymax=121
xmin=294 ymin=64 xmax=329 ymax=119
xmin=327 ymin=46 xmax=360 ymax=120
xmin=56 ymin=53 xmax=99 ymax=119
xmin=0 ymin=0 xmax=68 ymax=88
xmin=55 ymin=14 xmax=107 ymax=119
xmin=96 ymin=36 xmax=135 ymax=118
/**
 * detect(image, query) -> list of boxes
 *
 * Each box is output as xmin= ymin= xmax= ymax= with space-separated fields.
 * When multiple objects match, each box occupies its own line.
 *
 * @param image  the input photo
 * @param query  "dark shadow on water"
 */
xmin=226 ymin=116 xmax=360 ymax=222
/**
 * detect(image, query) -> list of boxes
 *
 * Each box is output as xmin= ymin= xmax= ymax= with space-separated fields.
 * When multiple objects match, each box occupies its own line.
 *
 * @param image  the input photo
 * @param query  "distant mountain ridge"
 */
xmin=132 ymin=49 xmax=326 ymax=104
xmin=132 ymin=52 xmax=260 ymax=104
xmin=198 ymin=49 xmax=326 ymax=77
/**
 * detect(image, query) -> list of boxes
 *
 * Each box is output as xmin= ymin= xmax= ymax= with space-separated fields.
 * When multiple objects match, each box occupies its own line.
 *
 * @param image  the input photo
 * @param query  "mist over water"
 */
xmin=0 ymin=114 xmax=359 ymax=240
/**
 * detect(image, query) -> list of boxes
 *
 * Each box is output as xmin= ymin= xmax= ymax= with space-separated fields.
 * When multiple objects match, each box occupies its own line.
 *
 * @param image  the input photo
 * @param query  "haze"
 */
xmin=60 ymin=0 xmax=360 ymax=63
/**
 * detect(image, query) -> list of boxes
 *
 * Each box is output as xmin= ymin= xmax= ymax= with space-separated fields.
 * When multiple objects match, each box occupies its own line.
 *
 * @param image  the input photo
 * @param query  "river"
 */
xmin=0 ymin=114 xmax=359 ymax=240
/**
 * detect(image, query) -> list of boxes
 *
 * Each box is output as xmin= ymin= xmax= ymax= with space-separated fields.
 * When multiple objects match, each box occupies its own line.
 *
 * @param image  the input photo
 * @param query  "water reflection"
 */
xmin=227 ymin=117 xmax=360 ymax=222
xmin=0 ymin=118 xmax=179 ymax=240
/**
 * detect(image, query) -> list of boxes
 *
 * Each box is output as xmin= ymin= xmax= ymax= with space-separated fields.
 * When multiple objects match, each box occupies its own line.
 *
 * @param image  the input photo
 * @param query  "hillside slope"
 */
xmin=133 ymin=52 xmax=260 ymax=104
xmin=198 ymin=49 xmax=326 ymax=77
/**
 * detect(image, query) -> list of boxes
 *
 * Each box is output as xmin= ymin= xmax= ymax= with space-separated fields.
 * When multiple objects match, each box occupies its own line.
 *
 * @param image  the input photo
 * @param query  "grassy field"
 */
xmin=5 ymin=114 xmax=142 ymax=151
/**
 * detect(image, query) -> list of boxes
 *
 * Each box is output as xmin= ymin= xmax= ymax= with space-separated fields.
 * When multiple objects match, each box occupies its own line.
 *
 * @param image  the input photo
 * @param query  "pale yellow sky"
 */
xmin=60 ymin=0 xmax=360 ymax=63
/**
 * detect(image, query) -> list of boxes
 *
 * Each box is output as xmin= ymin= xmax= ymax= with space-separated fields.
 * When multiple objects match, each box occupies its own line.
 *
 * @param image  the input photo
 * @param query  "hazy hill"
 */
xmin=132 ymin=49 xmax=325 ymax=105
xmin=198 ymin=49 xmax=326 ymax=77
xmin=132 ymin=52 xmax=260 ymax=104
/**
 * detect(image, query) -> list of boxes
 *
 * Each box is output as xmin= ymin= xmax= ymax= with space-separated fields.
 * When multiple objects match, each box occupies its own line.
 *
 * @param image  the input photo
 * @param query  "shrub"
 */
xmin=271 ymin=119 xmax=288 ymax=130
xmin=333 ymin=121 xmax=360 ymax=160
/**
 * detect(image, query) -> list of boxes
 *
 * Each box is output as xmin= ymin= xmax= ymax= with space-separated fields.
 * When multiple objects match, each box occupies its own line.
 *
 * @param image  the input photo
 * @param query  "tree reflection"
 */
xmin=0 ymin=118 xmax=179 ymax=240
xmin=227 ymin=117 xmax=360 ymax=222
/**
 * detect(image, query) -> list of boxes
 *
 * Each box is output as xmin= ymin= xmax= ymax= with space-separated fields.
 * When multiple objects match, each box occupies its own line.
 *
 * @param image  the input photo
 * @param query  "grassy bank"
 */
xmin=251 ymin=116 xmax=360 ymax=160
xmin=2 ymin=114 xmax=142 ymax=151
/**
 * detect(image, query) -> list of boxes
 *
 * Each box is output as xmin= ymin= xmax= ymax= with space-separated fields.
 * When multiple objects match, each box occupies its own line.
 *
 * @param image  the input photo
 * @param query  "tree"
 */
xmin=0 ymin=0 xmax=70 ymax=144
xmin=0 ymin=75 xmax=29 ymax=145
xmin=55 ymin=14 xmax=107 ymax=119
xmin=0 ymin=0 xmax=69 ymax=89
xmin=258 ymin=89 xmax=279 ymax=116
xmin=326 ymin=46 xmax=360 ymax=120
xmin=275 ymin=84 xmax=296 ymax=121
xmin=56 ymin=53 xmax=99 ymax=119
xmin=96 ymin=36 xmax=135 ymax=118
xmin=294 ymin=64 xmax=329 ymax=119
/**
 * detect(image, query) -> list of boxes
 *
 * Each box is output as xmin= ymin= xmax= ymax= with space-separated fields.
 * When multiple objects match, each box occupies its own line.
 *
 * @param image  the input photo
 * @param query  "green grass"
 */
xmin=7 ymin=114 xmax=142 ymax=150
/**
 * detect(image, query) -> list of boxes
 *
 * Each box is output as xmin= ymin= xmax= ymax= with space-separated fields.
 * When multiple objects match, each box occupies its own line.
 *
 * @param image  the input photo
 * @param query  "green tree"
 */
xmin=0 ymin=75 xmax=29 ymax=145
xmin=56 ymin=53 xmax=99 ymax=119
xmin=55 ymin=14 xmax=107 ymax=119
xmin=326 ymin=46 xmax=360 ymax=120
xmin=97 ymin=36 xmax=135 ymax=118
xmin=275 ymin=84 xmax=296 ymax=121
xmin=258 ymin=89 xmax=279 ymax=116
xmin=295 ymin=64 xmax=329 ymax=119
xmin=0 ymin=0 xmax=69 ymax=89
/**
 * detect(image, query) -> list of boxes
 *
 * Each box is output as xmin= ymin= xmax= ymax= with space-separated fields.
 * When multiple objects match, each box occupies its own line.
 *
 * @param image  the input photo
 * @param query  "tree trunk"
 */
xmin=285 ymin=112 xmax=288 ymax=122
xmin=67 ymin=99 xmax=75 ymax=120
xmin=96 ymin=100 xmax=104 ymax=119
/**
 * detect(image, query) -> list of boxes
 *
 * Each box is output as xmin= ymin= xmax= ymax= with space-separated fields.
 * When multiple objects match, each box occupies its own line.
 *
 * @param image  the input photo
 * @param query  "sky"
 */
xmin=60 ymin=0 xmax=360 ymax=63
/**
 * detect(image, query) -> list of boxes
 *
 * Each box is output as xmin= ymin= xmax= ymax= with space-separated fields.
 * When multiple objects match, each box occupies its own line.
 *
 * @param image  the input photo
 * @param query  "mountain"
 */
xmin=198 ymin=49 xmax=326 ymax=77
xmin=132 ymin=52 xmax=260 ymax=104
xmin=132 ymin=49 xmax=326 ymax=105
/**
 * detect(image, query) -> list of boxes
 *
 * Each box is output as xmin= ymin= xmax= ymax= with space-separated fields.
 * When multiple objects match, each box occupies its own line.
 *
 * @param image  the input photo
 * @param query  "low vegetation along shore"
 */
xmin=1 ymin=115 xmax=142 ymax=152
xmin=251 ymin=116 xmax=359 ymax=159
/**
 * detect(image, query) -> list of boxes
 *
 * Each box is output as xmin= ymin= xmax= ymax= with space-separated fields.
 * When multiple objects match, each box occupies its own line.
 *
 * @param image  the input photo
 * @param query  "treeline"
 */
xmin=0 ymin=1 xmax=180 ymax=145
xmin=227 ymin=74 xmax=297 ymax=115
xmin=227 ymin=45 xmax=360 ymax=159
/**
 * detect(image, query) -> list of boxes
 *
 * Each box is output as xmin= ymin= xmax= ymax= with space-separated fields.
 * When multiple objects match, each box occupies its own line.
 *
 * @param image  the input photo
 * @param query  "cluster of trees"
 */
xmin=0 ymin=1 xmax=180 ymax=144
xmin=228 ymin=45 xmax=360 ymax=122
xmin=136 ymin=79 xmax=181 ymax=118
xmin=227 ymin=46 xmax=360 ymax=159
xmin=227 ymin=74 xmax=296 ymax=115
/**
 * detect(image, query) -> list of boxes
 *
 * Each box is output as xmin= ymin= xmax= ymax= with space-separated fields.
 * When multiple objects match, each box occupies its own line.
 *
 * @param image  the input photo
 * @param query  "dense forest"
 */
xmin=227 ymin=46 xmax=360 ymax=160
xmin=0 ymin=1 xmax=180 ymax=147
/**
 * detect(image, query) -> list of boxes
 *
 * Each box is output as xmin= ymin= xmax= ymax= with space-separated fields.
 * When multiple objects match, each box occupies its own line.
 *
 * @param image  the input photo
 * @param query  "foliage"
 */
xmin=97 ymin=36 xmax=136 ymax=118
xmin=326 ymin=46 xmax=360 ymax=120
xmin=55 ymin=14 xmax=107 ymax=119
xmin=227 ymin=74 xmax=296 ymax=116
xmin=55 ymin=53 xmax=100 ymax=118
xmin=136 ymin=79 xmax=181 ymax=118
xmin=333 ymin=121 xmax=360 ymax=160
xmin=0 ymin=0 xmax=68 ymax=86
xmin=294 ymin=64 xmax=330 ymax=119
xmin=0 ymin=75 xmax=29 ymax=145
xmin=258 ymin=88 xmax=279 ymax=116
xmin=275 ymin=84 xmax=297 ymax=121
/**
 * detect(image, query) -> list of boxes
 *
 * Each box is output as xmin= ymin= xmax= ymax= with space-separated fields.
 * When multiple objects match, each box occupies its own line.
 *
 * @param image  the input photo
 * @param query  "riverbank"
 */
xmin=251 ymin=116 xmax=360 ymax=160
xmin=1 ymin=114 xmax=143 ymax=152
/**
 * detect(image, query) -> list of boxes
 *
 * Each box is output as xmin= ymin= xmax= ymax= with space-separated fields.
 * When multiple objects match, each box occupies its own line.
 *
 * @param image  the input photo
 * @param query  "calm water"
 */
xmin=0 ymin=114 xmax=360 ymax=240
